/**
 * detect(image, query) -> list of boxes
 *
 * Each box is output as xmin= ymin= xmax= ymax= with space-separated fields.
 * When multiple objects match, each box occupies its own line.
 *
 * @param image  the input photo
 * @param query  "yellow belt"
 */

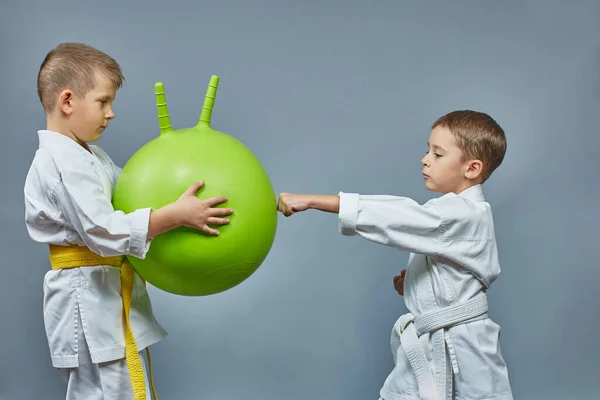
xmin=49 ymin=244 xmax=158 ymax=400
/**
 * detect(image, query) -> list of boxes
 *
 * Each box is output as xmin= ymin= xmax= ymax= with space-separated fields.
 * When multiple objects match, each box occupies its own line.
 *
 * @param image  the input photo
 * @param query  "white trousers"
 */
xmin=58 ymin=313 xmax=153 ymax=400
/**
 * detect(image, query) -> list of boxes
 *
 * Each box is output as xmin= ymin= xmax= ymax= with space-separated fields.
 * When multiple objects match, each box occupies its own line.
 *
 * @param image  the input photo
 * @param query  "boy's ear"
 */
xmin=465 ymin=159 xmax=484 ymax=181
xmin=58 ymin=89 xmax=75 ymax=115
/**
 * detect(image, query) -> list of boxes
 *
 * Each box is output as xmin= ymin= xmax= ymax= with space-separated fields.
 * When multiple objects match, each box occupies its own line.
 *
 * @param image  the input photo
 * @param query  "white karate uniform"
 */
xmin=339 ymin=185 xmax=513 ymax=400
xmin=24 ymin=130 xmax=167 ymax=398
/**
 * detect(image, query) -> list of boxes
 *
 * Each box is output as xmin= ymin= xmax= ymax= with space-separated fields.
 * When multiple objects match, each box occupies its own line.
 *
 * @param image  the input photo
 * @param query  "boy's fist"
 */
xmin=277 ymin=193 xmax=311 ymax=217
xmin=393 ymin=269 xmax=406 ymax=296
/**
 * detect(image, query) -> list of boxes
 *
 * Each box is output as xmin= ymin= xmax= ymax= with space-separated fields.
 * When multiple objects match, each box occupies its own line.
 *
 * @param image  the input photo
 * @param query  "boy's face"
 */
xmin=421 ymin=126 xmax=480 ymax=194
xmin=63 ymin=73 xmax=116 ymax=144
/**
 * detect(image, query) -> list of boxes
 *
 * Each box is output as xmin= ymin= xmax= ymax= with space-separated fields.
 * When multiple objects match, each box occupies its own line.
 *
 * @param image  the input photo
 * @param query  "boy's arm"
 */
xmin=56 ymin=169 xmax=152 ymax=258
xmin=308 ymin=195 xmax=340 ymax=213
xmin=278 ymin=192 xmax=447 ymax=255
xmin=106 ymin=157 xmax=228 ymax=239
xmin=147 ymin=205 xmax=180 ymax=239
xmin=56 ymin=170 xmax=230 ymax=258
xmin=278 ymin=193 xmax=340 ymax=216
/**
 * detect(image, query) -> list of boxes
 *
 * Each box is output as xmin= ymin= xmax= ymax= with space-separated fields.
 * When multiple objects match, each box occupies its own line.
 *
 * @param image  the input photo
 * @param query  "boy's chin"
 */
xmin=86 ymin=133 xmax=103 ymax=142
xmin=424 ymin=182 xmax=444 ymax=194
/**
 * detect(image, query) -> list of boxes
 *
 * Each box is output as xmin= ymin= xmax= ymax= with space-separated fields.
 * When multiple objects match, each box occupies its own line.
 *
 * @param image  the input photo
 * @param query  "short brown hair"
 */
xmin=432 ymin=110 xmax=506 ymax=182
xmin=37 ymin=43 xmax=124 ymax=113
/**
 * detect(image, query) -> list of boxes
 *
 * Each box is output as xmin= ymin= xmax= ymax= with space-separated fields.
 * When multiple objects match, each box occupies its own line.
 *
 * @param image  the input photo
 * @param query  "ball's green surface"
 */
xmin=112 ymin=76 xmax=277 ymax=296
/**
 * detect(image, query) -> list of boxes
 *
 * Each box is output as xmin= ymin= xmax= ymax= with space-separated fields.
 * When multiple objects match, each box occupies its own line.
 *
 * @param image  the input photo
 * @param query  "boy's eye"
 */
xmin=434 ymin=153 xmax=442 ymax=157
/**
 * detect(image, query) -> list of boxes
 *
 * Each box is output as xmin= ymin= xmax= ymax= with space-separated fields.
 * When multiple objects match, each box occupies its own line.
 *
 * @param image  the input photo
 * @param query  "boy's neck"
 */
xmin=444 ymin=181 xmax=482 ymax=195
xmin=46 ymin=116 xmax=92 ymax=152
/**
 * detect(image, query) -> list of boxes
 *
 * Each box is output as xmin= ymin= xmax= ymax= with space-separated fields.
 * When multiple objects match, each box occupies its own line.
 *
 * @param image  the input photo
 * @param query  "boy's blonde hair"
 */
xmin=432 ymin=110 xmax=506 ymax=182
xmin=37 ymin=43 xmax=124 ymax=113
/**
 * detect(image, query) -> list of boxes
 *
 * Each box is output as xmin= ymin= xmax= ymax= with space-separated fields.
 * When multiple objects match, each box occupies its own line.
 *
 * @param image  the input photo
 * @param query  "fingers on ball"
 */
xmin=210 ymin=207 xmax=233 ymax=216
xmin=202 ymin=226 xmax=220 ymax=236
xmin=207 ymin=217 xmax=230 ymax=225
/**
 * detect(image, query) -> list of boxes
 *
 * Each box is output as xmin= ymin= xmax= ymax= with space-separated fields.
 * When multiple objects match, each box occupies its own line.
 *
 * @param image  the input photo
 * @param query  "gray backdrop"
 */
xmin=1 ymin=0 xmax=599 ymax=399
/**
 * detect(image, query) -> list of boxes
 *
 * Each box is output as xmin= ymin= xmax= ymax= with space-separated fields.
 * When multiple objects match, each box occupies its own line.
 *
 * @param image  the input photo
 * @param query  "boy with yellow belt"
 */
xmin=24 ymin=42 xmax=233 ymax=399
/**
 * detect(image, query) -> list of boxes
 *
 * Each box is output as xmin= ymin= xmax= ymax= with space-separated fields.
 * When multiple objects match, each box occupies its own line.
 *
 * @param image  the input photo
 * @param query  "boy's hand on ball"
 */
xmin=175 ymin=181 xmax=233 ymax=235
xmin=277 ymin=193 xmax=311 ymax=217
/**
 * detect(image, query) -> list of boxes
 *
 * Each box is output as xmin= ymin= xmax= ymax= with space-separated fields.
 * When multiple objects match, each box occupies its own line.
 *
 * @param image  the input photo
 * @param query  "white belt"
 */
xmin=393 ymin=292 xmax=489 ymax=400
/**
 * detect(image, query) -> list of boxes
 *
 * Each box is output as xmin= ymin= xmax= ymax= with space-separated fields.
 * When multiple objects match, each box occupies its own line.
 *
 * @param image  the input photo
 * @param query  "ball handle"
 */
xmin=197 ymin=75 xmax=219 ymax=127
xmin=155 ymin=82 xmax=172 ymax=135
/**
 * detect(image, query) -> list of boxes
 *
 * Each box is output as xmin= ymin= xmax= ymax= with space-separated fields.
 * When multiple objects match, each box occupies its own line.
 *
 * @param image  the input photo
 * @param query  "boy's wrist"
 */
xmin=306 ymin=195 xmax=316 ymax=210
xmin=163 ymin=203 xmax=184 ymax=227
xmin=148 ymin=204 xmax=182 ymax=239
xmin=306 ymin=194 xmax=340 ymax=214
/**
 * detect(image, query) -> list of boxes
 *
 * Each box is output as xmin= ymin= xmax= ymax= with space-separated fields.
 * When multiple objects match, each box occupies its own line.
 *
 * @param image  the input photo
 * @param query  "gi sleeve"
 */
xmin=338 ymin=192 xmax=445 ymax=256
xmin=53 ymin=169 xmax=152 ymax=258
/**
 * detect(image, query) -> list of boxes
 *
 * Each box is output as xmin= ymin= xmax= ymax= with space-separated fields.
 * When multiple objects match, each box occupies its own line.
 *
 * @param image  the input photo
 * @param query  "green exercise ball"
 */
xmin=112 ymin=75 xmax=277 ymax=296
